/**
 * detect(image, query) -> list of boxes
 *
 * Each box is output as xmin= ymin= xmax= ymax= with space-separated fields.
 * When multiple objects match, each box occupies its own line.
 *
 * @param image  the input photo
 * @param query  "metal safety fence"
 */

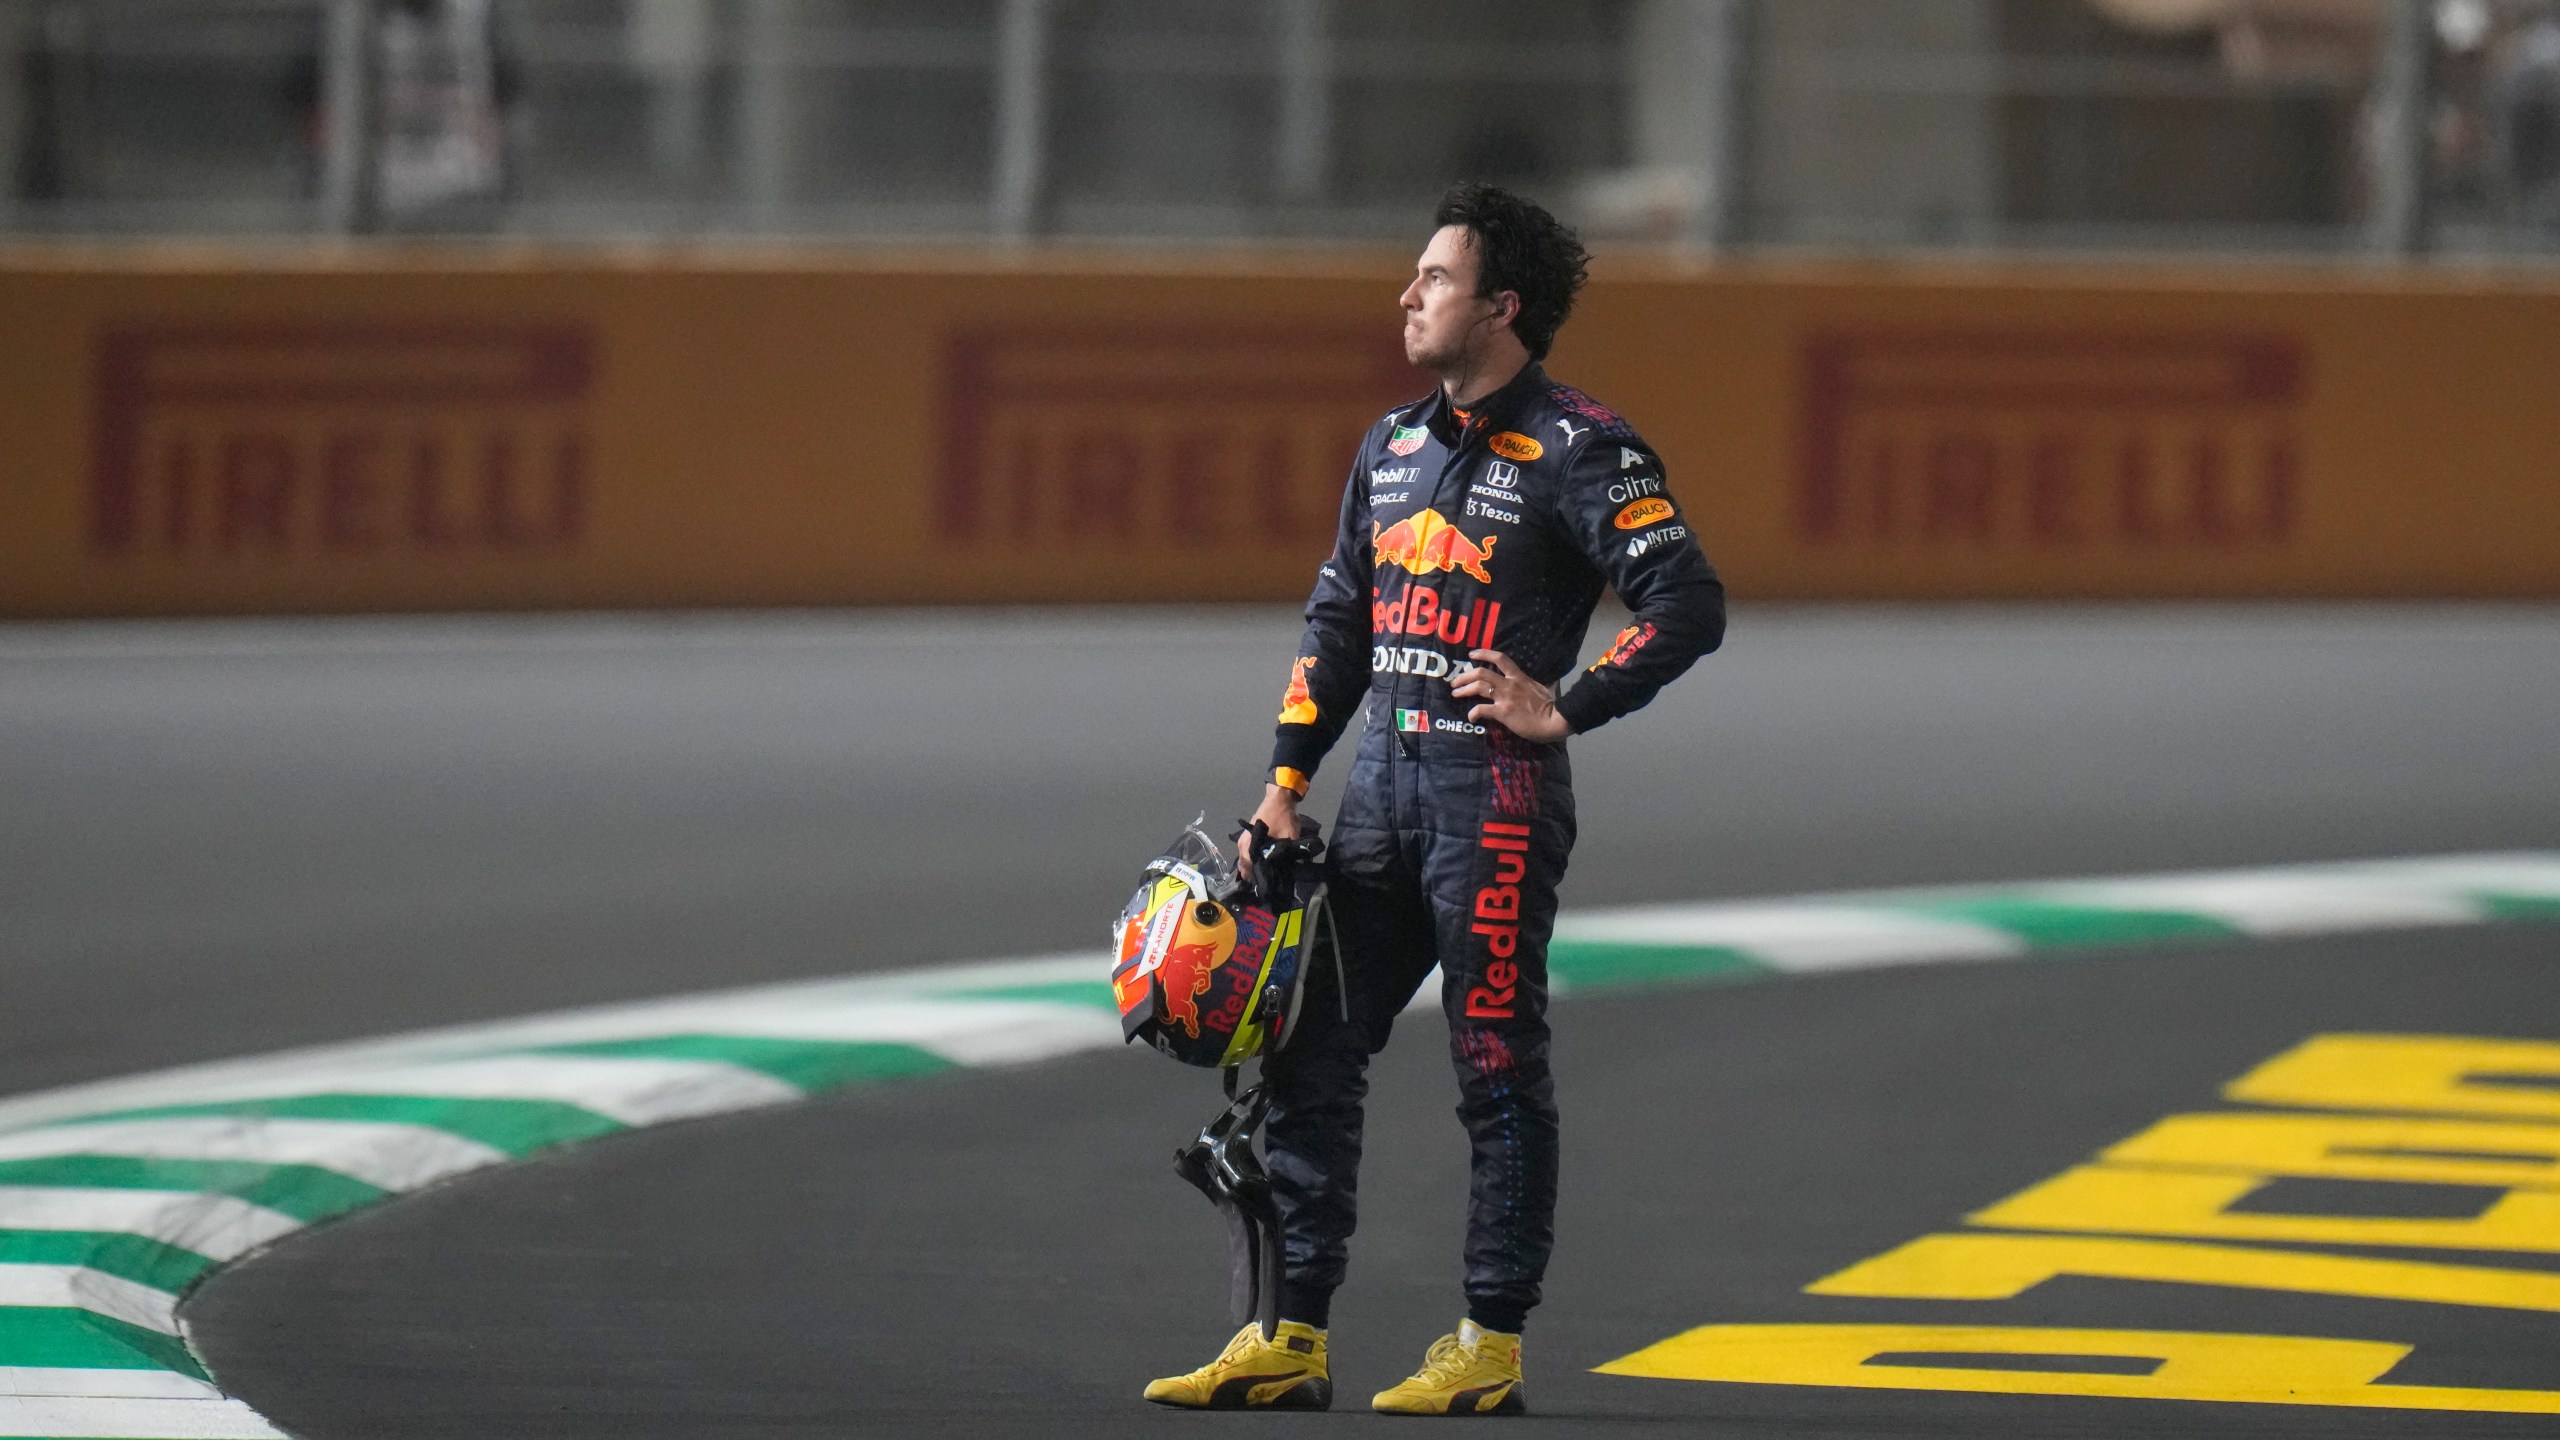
xmin=1 ymin=0 xmax=2555 ymax=258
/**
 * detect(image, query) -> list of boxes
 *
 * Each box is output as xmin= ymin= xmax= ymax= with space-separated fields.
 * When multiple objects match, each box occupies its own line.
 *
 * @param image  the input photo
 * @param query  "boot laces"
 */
xmin=1217 ymin=1325 xmax=1267 ymax=1364
xmin=1415 ymin=1332 xmax=1475 ymax=1386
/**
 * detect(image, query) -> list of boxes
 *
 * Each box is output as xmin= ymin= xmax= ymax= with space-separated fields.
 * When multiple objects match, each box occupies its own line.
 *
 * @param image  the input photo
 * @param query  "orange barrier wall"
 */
xmin=3 ymin=252 xmax=2555 ymax=617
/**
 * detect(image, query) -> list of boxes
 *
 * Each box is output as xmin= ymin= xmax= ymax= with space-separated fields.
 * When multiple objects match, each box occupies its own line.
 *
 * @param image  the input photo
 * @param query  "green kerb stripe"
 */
xmin=1892 ymin=898 xmax=2244 ymax=949
xmin=1550 ymin=942 xmax=1772 ymax=992
xmin=67 ymin=1094 xmax=625 ymax=1157
xmin=935 ymin=980 xmax=1119 ymax=1009
xmin=0 ymin=1231 xmax=214 ymax=1295
xmin=0 ymin=1156 xmax=383 ymax=1225
xmin=2481 ymin=894 xmax=2560 ymax=921
xmin=0 ymin=1307 xmax=204 ymax=1376
xmin=527 ymin=1035 xmax=953 ymax=1091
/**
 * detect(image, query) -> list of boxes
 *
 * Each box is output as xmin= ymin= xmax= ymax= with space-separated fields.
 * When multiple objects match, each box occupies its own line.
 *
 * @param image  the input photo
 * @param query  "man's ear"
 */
xmin=1488 ymin=289 xmax=1522 ymax=331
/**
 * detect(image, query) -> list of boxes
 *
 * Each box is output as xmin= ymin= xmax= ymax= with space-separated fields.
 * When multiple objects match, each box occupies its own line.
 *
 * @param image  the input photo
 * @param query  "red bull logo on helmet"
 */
xmin=1113 ymin=883 xmax=1238 ymax=1040
xmin=1373 ymin=509 xmax=1497 ymax=584
xmin=1155 ymin=939 xmax=1225 ymax=1039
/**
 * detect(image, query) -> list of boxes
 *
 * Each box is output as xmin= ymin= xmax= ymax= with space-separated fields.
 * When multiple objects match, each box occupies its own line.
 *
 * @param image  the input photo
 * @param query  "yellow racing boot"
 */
xmin=1371 ymin=1319 xmax=1526 ymax=1416
xmin=1143 ymin=1320 xmax=1332 ymax=1410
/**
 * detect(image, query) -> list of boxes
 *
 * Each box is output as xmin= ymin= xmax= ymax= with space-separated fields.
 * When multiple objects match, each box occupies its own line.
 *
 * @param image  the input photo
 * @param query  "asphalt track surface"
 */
xmin=6 ymin=604 xmax=2559 ymax=1435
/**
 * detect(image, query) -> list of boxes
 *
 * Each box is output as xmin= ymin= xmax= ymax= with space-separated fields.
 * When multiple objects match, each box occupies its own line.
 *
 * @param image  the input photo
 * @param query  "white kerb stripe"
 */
xmin=657 ymin=999 xmax=1124 ymax=1067
xmin=0 ymin=1367 xmax=224 ymax=1400
xmin=145 ymin=1055 xmax=803 ymax=1127
xmin=1554 ymin=905 xmax=2025 ymax=973
xmin=0 ymin=1263 xmax=179 ymax=1335
xmin=0 ymin=1395 xmax=287 ymax=1439
xmin=2034 ymin=874 xmax=2486 ymax=935
xmin=2331 ymin=853 xmax=2560 ymax=900
xmin=0 ymin=1187 xmax=301 ymax=1263
xmin=0 ymin=1118 xmax=507 ymax=1194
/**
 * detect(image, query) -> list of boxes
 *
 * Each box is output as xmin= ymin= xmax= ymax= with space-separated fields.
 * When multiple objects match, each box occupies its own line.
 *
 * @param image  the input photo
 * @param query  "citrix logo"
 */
xmin=1607 ymin=475 xmax=1664 ymax=505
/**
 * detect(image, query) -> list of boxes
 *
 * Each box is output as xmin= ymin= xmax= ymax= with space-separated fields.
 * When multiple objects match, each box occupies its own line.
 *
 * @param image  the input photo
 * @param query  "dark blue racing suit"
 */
xmin=1262 ymin=361 xmax=1725 ymax=1334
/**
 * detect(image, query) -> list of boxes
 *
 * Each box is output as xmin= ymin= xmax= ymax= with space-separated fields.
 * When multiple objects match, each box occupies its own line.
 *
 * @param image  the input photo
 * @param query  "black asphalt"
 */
xmin=5 ymin=604 xmax=2558 ymax=1435
xmin=7 ymin=604 xmax=2555 ymax=1097
xmin=191 ymin=924 xmax=2560 ymax=1438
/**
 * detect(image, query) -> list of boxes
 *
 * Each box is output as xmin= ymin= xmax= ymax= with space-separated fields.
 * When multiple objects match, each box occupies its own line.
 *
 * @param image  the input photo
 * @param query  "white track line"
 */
xmin=0 ymin=1369 xmax=225 ymax=1400
xmin=1552 ymin=905 xmax=2025 ymax=972
xmin=0 ymin=1394 xmax=286 ymax=1439
xmin=0 ymin=1119 xmax=507 ymax=1194
xmin=139 ymin=1055 xmax=803 ymax=1127
xmin=0 ymin=1265 xmax=180 ymax=1335
xmin=0 ymin=1189 xmax=300 ymax=1264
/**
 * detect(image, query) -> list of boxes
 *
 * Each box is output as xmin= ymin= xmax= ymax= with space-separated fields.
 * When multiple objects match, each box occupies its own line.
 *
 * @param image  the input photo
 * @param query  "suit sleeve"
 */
xmin=1268 ymin=449 xmax=1377 ymax=786
xmin=1550 ymin=436 xmax=1725 ymax=735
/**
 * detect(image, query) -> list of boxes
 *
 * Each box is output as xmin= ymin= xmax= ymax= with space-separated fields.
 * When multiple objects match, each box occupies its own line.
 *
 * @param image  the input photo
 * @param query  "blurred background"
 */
xmin=3 ymin=0 xmax=2558 ymax=256
xmin=2 ymin=1 xmax=2555 ymax=1090
xmin=3 ymin=14 xmax=2557 ymax=1429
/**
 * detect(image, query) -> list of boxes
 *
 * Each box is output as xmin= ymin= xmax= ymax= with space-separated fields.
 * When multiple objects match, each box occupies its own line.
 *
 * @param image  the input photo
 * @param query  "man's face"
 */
xmin=1400 ymin=224 xmax=1505 ymax=372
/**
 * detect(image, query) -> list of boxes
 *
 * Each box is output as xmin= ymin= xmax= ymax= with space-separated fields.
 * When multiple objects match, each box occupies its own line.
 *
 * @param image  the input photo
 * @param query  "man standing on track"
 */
xmin=1144 ymin=183 xmax=1727 ymax=1416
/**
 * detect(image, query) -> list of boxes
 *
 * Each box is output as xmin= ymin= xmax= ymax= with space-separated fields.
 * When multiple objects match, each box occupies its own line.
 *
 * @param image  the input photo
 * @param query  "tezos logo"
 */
xmin=1488 ymin=431 xmax=1544 ymax=462
xmin=1614 ymin=498 xmax=1675 ymax=530
xmin=1482 ymin=460 xmax=1519 ymax=490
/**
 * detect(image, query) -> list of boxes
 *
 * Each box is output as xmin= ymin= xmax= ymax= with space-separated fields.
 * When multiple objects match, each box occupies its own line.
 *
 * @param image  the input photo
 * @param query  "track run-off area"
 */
xmin=4 ymin=605 xmax=2558 ymax=1437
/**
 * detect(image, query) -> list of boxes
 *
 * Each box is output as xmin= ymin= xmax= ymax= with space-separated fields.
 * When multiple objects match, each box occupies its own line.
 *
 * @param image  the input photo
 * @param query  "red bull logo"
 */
xmin=1155 ymin=939 xmax=1225 ymax=1039
xmin=1467 ymin=820 xmax=1533 ymax=1019
xmin=1372 ymin=587 xmax=1500 ymax=649
xmin=1374 ymin=509 xmax=1498 ymax=584
xmin=1593 ymin=621 xmax=1657 ymax=671
xmin=1278 ymin=655 xmax=1318 ymax=725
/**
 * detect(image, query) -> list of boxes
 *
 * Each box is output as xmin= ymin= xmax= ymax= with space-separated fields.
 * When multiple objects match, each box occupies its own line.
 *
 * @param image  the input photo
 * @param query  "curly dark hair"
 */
xmin=1433 ymin=181 xmax=1589 ymax=361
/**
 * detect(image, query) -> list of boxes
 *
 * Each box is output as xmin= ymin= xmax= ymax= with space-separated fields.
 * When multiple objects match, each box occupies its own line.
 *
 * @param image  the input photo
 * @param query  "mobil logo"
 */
xmin=1373 ymin=507 xmax=1497 ymax=583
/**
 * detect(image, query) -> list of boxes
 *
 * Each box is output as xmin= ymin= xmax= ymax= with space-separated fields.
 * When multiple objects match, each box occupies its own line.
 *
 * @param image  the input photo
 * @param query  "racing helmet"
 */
xmin=1110 ymin=820 xmax=1326 ymax=1069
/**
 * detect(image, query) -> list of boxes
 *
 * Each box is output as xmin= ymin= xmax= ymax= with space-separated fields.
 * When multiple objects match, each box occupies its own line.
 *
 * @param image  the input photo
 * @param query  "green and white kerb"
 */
xmin=1 ymin=852 xmax=2554 ymax=1438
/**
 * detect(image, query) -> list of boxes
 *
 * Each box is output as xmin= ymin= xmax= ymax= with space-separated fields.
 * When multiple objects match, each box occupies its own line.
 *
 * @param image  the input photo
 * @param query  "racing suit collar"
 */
xmin=1426 ymin=362 xmax=1548 ymax=448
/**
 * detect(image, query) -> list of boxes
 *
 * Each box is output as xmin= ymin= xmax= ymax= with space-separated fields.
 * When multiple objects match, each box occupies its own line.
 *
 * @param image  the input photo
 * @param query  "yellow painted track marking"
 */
xmin=1598 ymin=1324 xmax=2560 ymax=1412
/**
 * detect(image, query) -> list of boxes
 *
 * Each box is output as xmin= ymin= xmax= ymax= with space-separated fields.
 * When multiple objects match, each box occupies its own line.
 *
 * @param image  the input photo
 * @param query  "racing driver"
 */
xmin=1144 ymin=183 xmax=1726 ymax=1415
